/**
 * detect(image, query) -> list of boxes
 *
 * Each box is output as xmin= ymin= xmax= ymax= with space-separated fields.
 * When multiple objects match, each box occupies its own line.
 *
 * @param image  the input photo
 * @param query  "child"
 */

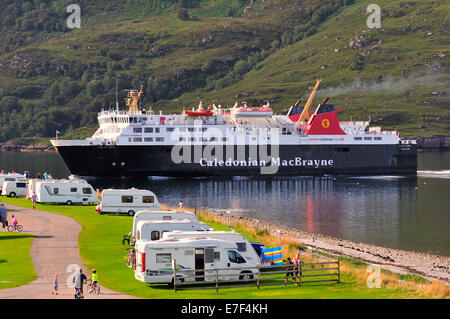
xmin=11 ymin=215 xmax=18 ymax=230
xmin=51 ymin=274 xmax=59 ymax=295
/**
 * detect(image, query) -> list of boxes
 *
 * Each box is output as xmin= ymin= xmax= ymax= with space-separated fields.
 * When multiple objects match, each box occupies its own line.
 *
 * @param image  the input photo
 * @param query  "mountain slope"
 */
xmin=0 ymin=0 xmax=448 ymax=142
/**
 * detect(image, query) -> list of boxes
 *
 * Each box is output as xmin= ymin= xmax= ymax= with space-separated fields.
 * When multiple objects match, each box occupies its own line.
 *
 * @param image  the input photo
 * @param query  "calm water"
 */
xmin=1 ymin=151 xmax=449 ymax=256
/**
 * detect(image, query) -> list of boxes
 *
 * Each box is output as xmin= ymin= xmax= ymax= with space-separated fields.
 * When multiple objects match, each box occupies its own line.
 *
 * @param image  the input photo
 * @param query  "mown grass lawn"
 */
xmin=0 ymin=197 xmax=423 ymax=298
xmin=0 ymin=231 xmax=36 ymax=289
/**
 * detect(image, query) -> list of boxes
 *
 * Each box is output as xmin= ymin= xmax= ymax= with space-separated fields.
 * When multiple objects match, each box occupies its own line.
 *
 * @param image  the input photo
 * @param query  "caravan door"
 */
xmin=194 ymin=248 xmax=205 ymax=282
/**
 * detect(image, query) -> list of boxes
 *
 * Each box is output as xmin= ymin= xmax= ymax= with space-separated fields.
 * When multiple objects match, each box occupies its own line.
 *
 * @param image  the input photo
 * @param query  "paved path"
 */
xmin=0 ymin=204 xmax=137 ymax=299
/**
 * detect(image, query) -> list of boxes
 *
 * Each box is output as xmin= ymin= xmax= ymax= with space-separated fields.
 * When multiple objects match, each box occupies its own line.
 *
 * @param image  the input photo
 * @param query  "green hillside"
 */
xmin=0 ymin=0 xmax=448 ymax=142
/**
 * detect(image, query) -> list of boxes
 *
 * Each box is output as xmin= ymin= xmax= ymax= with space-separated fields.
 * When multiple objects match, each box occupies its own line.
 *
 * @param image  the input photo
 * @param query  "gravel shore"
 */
xmin=208 ymin=210 xmax=450 ymax=283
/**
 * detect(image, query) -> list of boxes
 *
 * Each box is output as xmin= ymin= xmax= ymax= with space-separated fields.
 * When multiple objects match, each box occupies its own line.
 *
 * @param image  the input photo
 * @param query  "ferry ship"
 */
xmin=51 ymin=80 xmax=417 ymax=177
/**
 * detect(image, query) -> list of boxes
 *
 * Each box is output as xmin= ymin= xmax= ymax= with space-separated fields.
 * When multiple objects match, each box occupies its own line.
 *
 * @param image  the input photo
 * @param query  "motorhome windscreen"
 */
xmin=82 ymin=188 xmax=92 ymax=194
xmin=142 ymin=196 xmax=154 ymax=203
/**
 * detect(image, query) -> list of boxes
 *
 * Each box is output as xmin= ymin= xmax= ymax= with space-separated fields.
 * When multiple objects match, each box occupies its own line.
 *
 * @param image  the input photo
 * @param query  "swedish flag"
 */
xmin=261 ymin=246 xmax=283 ymax=265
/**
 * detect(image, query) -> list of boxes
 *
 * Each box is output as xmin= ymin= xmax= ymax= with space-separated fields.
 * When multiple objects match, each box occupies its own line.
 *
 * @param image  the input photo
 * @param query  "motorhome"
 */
xmin=162 ymin=230 xmax=260 ymax=264
xmin=1 ymin=181 xmax=27 ymax=197
xmin=96 ymin=188 xmax=161 ymax=216
xmin=135 ymin=220 xmax=212 ymax=241
xmin=0 ymin=173 xmax=26 ymax=193
xmin=134 ymin=237 xmax=257 ymax=284
xmin=131 ymin=210 xmax=198 ymax=241
xmin=34 ymin=179 xmax=98 ymax=205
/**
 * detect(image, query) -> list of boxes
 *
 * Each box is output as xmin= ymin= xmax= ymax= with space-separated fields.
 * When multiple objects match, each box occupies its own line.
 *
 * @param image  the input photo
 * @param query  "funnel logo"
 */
xmin=321 ymin=119 xmax=330 ymax=128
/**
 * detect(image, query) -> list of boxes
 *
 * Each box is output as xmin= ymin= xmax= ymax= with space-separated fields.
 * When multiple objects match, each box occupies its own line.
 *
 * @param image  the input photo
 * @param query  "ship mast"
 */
xmin=125 ymin=85 xmax=143 ymax=114
xmin=294 ymin=79 xmax=321 ymax=130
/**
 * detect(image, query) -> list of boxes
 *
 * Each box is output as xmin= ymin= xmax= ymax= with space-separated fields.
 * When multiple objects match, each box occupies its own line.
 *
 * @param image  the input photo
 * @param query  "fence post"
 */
xmin=337 ymin=258 xmax=340 ymax=283
xmin=172 ymin=259 xmax=177 ymax=293
xmin=296 ymin=262 xmax=300 ymax=287
xmin=216 ymin=268 xmax=219 ymax=293
xmin=257 ymin=264 xmax=260 ymax=289
xmin=298 ymin=263 xmax=302 ymax=287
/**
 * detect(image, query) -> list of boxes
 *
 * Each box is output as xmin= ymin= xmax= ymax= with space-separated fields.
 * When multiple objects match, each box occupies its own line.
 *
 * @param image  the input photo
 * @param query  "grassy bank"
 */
xmin=1 ymin=197 xmax=448 ymax=298
xmin=0 ymin=231 xmax=36 ymax=289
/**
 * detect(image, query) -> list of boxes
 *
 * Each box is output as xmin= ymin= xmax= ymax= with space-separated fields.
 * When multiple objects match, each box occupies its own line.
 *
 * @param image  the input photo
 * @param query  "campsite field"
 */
xmin=0 ymin=197 xmax=435 ymax=298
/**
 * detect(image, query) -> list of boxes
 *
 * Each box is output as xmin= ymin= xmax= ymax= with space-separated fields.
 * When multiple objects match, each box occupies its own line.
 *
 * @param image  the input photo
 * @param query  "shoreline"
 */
xmin=191 ymin=207 xmax=450 ymax=284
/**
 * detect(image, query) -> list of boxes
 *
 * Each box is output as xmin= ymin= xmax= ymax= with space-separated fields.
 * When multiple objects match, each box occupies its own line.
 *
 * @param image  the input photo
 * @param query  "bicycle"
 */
xmin=74 ymin=287 xmax=83 ymax=299
xmin=7 ymin=223 xmax=23 ymax=232
xmin=87 ymin=280 xmax=100 ymax=294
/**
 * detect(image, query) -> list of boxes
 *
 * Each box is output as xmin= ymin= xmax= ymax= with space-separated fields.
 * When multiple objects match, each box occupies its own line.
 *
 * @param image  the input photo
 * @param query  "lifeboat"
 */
xmin=232 ymin=106 xmax=273 ymax=117
xmin=185 ymin=109 xmax=214 ymax=116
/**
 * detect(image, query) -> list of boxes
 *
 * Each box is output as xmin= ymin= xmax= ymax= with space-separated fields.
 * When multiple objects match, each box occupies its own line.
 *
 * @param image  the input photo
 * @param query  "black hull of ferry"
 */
xmin=55 ymin=144 xmax=417 ymax=178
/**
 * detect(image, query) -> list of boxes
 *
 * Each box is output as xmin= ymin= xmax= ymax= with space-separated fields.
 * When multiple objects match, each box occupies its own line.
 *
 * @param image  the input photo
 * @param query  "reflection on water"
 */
xmin=1 ymin=150 xmax=449 ymax=256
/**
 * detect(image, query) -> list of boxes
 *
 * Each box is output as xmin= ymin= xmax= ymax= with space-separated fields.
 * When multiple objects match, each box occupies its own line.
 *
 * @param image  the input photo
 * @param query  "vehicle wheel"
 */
xmin=66 ymin=200 xmax=73 ymax=206
xmin=127 ymin=210 xmax=135 ymax=216
xmin=16 ymin=225 xmax=23 ymax=232
xmin=239 ymin=272 xmax=254 ymax=280
xmin=96 ymin=285 xmax=101 ymax=294
xmin=9 ymin=192 xmax=16 ymax=198
xmin=7 ymin=225 xmax=14 ymax=232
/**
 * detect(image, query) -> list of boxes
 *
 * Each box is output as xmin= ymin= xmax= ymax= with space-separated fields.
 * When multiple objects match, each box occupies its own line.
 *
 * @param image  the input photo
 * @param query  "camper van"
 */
xmin=1 ymin=181 xmax=27 ymax=197
xmin=0 ymin=173 xmax=26 ymax=193
xmin=135 ymin=220 xmax=212 ymax=241
xmin=131 ymin=210 xmax=198 ymax=241
xmin=162 ymin=230 xmax=260 ymax=264
xmin=35 ymin=179 xmax=98 ymax=205
xmin=134 ymin=237 xmax=257 ymax=284
xmin=96 ymin=188 xmax=161 ymax=216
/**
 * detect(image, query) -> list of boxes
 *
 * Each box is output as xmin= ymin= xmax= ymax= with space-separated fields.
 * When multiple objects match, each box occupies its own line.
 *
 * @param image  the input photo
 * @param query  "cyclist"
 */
xmin=10 ymin=215 xmax=18 ymax=231
xmin=72 ymin=269 xmax=87 ymax=298
xmin=88 ymin=269 xmax=99 ymax=293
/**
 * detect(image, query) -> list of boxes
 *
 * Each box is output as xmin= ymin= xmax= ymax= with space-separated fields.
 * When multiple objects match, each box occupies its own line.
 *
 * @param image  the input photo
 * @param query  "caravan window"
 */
xmin=142 ymin=196 xmax=154 ymax=203
xmin=151 ymin=231 xmax=160 ymax=240
xmin=121 ymin=196 xmax=133 ymax=203
xmin=214 ymin=251 xmax=220 ymax=261
xmin=82 ymin=188 xmax=92 ymax=194
xmin=54 ymin=188 xmax=59 ymax=194
xmin=156 ymin=254 xmax=171 ymax=263
xmin=236 ymin=242 xmax=247 ymax=252
xmin=205 ymin=248 xmax=214 ymax=263
xmin=70 ymin=188 xmax=77 ymax=192
xmin=16 ymin=182 xmax=26 ymax=188
xmin=162 ymin=216 xmax=172 ymax=221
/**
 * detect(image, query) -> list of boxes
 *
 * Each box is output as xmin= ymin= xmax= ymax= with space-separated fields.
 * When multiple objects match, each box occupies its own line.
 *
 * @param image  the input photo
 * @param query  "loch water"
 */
xmin=1 ymin=150 xmax=449 ymax=256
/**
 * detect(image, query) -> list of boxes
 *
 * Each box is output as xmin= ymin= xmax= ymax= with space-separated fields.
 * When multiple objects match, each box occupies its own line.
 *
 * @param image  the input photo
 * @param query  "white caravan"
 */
xmin=162 ymin=230 xmax=260 ymax=264
xmin=96 ymin=188 xmax=161 ymax=216
xmin=135 ymin=220 xmax=212 ymax=241
xmin=1 ymin=181 xmax=27 ymax=197
xmin=134 ymin=237 xmax=257 ymax=284
xmin=35 ymin=179 xmax=98 ymax=205
xmin=131 ymin=210 xmax=198 ymax=241
xmin=0 ymin=173 xmax=26 ymax=193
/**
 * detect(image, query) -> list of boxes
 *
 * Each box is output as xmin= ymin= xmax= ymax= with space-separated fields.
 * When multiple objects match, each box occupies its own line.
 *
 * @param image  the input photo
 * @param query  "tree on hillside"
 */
xmin=177 ymin=8 xmax=189 ymax=20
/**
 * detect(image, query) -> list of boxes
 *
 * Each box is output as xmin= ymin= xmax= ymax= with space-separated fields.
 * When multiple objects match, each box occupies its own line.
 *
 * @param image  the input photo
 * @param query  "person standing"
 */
xmin=31 ymin=192 xmax=38 ymax=209
xmin=283 ymin=257 xmax=297 ymax=286
xmin=51 ymin=274 xmax=59 ymax=295
xmin=72 ymin=269 xmax=87 ymax=298
xmin=0 ymin=204 xmax=7 ymax=229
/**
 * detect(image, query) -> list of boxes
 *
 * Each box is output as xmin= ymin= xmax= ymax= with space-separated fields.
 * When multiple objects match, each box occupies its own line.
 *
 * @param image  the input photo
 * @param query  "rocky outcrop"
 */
xmin=411 ymin=136 xmax=450 ymax=150
xmin=0 ymin=142 xmax=54 ymax=152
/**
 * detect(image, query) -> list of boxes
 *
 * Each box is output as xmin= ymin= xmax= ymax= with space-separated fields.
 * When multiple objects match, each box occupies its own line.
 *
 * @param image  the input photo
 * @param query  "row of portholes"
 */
xmin=112 ymin=162 xmax=126 ymax=167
